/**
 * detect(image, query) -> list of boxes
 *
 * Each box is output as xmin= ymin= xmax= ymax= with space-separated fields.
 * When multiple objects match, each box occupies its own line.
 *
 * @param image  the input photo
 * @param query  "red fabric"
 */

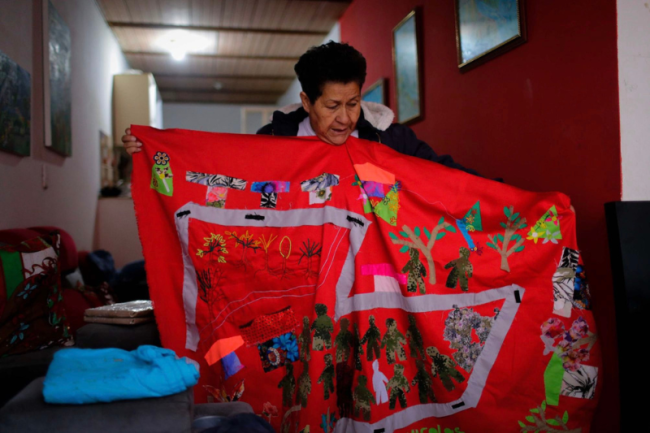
xmin=131 ymin=126 xmax=601 ymax=432
xmin=340 ymin=3 xmax=621 ymax=429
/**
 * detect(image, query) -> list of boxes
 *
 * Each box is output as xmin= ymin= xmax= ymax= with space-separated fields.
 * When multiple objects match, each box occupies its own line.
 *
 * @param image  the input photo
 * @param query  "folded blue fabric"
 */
xmin=43 ymin=345 xmax=200 ymax=404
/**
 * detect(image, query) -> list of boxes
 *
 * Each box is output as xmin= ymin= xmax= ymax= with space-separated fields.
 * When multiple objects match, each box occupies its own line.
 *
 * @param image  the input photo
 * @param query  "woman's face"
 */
xmin=300 ymin=81 xmax=361 ymax=146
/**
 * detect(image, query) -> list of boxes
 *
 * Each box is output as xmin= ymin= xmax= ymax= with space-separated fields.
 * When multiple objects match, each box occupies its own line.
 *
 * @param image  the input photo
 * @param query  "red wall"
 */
xmin=341 ymin=0 xmax=621 ymax=431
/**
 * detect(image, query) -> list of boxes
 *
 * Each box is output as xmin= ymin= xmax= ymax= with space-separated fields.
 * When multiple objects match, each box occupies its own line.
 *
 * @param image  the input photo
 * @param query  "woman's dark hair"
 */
xmin=294 ymin=41 xmax=367 ymax=103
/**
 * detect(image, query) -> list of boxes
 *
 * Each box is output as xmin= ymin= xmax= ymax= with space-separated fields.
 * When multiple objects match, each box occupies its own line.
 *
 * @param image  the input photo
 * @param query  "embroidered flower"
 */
xmin=9 ymin=322 xmax=29 ymax=344
xmin=153 ymin=151 xmax=169 ymax=165
xmin=16 ymin=283 xmax=37 ymax=300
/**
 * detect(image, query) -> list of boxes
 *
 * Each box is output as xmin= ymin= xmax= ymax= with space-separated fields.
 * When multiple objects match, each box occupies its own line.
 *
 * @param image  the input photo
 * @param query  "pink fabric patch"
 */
xmin=206 ymin=186 xmax=228 ymax=204
xmin=361 ymin=263 xmax=407 ymax=284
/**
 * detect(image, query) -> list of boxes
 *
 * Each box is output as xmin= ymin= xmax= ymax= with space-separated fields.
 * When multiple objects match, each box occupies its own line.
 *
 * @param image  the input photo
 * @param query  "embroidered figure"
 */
xmin=380 ymin=318 xmax=407 ymax=364
xmin=371 ymin=359 xmax=389 ymax=405
xmin=317 ymin=353 xmax=335 ymax=400
xmin=278 ymin=363 xmax=296 ymax=408
xmin=401 ymin=248 xmax=427 ymax=294
xmin=334 ymin=319 xmax=354 ymax=418
xmin=389 ymin=218 xmax=457 ymax=285
xmin=352 ymin=323 xmax=363 ymax=371
xmin=298 ymin=316 xmax=311 ymax=361
xmin=426 ymin=346 xmax=466 ymax=392
xmin=296 ymin=360 xmax=312 ymax=408
xmin=334 ymin=318 xmax=352 ymax=363
xmin=360 ymin=315 xmax=381 ymax=361
xmin=353 ymin=375 xmax=375 ymax=421
xmin=311 ymin=304 xmax=334 ymax=351
xmin=405 ymin=314 xmax=425 ymax=359
xmin=444 ymin=247 xmax=474 ymax=291
xmin=386 ymin=364 xmax=410 ymax=410
xmin=411 ymin=358 xmax=436 ymax=404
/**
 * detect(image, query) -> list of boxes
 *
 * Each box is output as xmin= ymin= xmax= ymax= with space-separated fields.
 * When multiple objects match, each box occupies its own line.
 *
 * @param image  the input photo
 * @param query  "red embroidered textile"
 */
xmin=131 ymin=126 xmax=600 ymax=432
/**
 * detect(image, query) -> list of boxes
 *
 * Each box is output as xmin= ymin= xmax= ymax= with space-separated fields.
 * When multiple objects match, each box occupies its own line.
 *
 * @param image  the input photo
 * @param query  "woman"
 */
xmin=122 ymin=42 xmax=478 ymax=177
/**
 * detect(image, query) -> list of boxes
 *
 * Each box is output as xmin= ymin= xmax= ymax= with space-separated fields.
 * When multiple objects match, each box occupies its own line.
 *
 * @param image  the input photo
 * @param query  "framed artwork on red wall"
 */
xmin=455 ymin=0 xmax=527 ymax=71
xmin=362 ymin=78 xmax=387 ymax=106
xmin=392 ymin=8 xmax=423 ymax=125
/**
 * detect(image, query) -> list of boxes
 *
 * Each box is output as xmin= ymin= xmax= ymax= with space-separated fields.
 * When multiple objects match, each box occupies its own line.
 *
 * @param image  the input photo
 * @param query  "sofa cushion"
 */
xmin=0 ymin=346 xmax=62 ymax=408
xmin=0 ymin=377 xmax=193 ymax=433
xmin=0 ymin=232 xmax=73 ymax=357
xmin=75 ymin=322 xmax=161 ymax=351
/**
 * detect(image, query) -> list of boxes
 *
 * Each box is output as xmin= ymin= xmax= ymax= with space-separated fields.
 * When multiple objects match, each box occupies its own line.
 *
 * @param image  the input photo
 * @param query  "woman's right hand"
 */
xmin=122 ymin=128 xmax=142 ymax=155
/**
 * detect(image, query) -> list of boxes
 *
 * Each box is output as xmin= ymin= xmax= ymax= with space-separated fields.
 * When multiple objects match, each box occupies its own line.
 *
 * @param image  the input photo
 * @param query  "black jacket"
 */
xmin=257 ymin=107 xmax=482 ymax=177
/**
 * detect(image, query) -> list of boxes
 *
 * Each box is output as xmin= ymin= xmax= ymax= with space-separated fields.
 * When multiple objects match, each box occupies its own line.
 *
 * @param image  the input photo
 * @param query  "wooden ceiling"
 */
xmin=97 ymin=0 xmax=351 ymax=104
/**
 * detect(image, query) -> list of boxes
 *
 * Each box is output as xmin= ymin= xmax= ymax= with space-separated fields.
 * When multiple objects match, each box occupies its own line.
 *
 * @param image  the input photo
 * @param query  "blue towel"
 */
xmin=43 ymin=345 xmax=199 ymax=404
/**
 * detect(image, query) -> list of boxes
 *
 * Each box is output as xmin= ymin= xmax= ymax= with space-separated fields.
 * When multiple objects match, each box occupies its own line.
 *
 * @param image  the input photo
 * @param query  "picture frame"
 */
xmin=43 ymin=0 xmax=72 ymax=156
xmin=455 ymin=0 xmax=527 ymax=71
xmin=0 ymin=49 xmax=31 ymax=156
xmin=392 ymin=8 xmax=423 ymax=125
xmin=362 ymin=78 xmax=387 ymax=106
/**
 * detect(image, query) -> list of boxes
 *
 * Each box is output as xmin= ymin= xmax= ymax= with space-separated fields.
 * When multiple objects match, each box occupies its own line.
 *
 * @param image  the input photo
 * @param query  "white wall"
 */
xmin=277 ymin=23 xmax=341 ymax=107
xmin=163 ymin=103 xmax=272 ymax=133
xmin=0 ymin=0 xmax=130 ymax=250
xmin=618 ymin=1 xmax=650 ymax=201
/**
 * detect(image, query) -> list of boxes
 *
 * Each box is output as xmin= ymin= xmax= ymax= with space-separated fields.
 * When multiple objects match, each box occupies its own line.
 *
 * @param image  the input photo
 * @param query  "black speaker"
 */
xmin=605 ymin=201 xmax=650 ymax=431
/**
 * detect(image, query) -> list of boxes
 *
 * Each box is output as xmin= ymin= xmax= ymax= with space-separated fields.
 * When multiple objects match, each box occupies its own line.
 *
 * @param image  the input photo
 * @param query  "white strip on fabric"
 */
xmin=333 ymin=284 xmax=525 ymax=432
xmin=174 ymin=203 xmax=372 ymax=351
xmin=175 ymin=201 xmax=525 ymax=428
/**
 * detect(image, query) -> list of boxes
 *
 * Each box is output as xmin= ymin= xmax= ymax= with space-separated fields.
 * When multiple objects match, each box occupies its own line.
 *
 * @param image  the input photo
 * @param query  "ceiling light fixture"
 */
xmin=158 ymin=30 xmax=214 ymax=62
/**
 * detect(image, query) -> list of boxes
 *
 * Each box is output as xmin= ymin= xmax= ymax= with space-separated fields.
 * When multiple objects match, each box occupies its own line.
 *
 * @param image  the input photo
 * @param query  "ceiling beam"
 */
xmin=124 ymin=51 xmax=298 ymax=61
xmin=153 ymin=73 xmax=295 ymax=81
xmin=108 ymin=22 xmax=328 ymax=37
xmin=160 ymin=88 xmax=283 ymax=96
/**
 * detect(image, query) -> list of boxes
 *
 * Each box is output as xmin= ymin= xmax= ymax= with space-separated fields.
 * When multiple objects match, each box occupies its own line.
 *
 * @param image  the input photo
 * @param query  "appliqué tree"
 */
xmin=389 ymin=217 xmax=457 ymax=285
xmin=518 ymin=401 xmax=580 ymax=433
xmin=487 ymin=206 xmax=527 ymax=272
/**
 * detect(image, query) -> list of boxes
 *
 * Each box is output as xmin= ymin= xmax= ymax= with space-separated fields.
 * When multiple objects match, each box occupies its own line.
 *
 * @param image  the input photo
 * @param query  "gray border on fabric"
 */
xmin=333 ymin=284 xmax=525 ymax=431
xmin=174 ymin=202 xmax=372 ymax=351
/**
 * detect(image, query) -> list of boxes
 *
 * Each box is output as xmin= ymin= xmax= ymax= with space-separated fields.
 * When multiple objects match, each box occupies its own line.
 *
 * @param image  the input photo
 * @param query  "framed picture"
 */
xmin=455 ymin=0 xmax=527 ymax=71
xmin=392 ymin=8 xmax=423 ymax=125
xmin=44 ymin=0 xmax=72 ymax=156
xmin=362 ymin=78 xmax=386 ymax=106
xmin=0 ymin=50 xmax=31 ymax=156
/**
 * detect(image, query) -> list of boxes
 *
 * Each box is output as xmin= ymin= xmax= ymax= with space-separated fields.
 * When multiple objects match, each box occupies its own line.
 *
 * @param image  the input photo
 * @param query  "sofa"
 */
xmin=0 ymin=226 xmax=254 ymax=432
xmin=0 ymin=226 xmax=160 ymax=406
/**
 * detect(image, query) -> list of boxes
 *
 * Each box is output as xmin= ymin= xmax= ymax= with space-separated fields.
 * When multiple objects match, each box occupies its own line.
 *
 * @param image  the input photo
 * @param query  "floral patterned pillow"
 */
xmin=0 ymin=232 xmax=73 ymax=357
